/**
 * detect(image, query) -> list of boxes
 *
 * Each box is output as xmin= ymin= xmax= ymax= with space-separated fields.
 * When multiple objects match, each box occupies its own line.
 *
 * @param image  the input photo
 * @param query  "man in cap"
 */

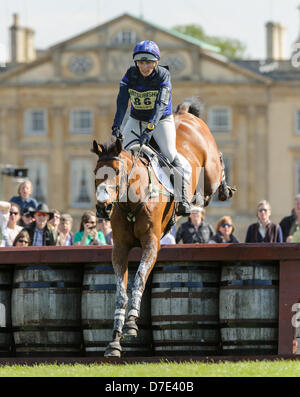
xmin=23 ymin=203 xmax=57 ymax=246
xmin=176 ymin=206 xmax=214 ymax=244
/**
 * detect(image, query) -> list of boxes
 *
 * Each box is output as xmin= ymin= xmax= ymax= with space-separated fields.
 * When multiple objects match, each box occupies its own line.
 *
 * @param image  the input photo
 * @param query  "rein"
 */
xmin=96 ymin=151 xmax=164 ymax=225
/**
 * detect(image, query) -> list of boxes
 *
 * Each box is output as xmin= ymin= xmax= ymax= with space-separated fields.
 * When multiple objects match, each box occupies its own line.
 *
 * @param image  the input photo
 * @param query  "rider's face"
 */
xmin=136 ymin=60 xmax=157 ymax=77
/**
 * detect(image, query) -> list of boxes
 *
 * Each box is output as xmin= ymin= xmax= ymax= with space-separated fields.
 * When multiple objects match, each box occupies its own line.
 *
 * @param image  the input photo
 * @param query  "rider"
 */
xmin=111 ymin=40 xmax=191 ymax=216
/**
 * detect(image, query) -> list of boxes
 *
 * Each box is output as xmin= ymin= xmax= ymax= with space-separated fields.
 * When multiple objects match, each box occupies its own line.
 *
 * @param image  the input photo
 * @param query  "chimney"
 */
xmin=9 ymin=13 xmax=36 ymax=64
xmin=265 ymin=21 xmax=286 ymax=60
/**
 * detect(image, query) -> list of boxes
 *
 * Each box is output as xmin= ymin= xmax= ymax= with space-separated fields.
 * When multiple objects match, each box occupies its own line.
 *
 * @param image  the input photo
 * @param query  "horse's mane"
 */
xmin=175 ymin=97 xmax=204 ymax=118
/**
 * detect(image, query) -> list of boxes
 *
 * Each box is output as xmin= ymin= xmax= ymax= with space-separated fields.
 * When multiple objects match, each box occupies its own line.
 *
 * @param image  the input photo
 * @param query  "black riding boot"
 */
xmin=171 ymin=155 xmax=191 ymax=216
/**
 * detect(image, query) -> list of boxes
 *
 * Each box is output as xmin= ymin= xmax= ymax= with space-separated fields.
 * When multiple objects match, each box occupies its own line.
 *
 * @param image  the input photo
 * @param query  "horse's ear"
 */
xmin=91 ymin=140 xmax=102 ymax=156
xmin=115 ymin=138 xmax=123 ymax=155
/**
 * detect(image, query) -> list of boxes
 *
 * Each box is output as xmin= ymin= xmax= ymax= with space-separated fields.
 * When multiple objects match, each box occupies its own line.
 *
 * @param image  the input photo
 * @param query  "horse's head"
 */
xmin=91 ymin=137 xmax=126 ymax=220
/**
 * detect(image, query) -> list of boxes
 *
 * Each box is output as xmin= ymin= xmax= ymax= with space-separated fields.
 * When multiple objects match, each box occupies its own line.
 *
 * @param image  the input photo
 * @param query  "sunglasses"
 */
xmin=18 ymin=239 xmax=29 ymax=244
xmin=9 ymin=211 xmax=19 ymax=216
xmin=221 ymin=223 xmax=232 ymax=228
xmin=35 ymin=212 xmax=48 ymax=217
xmin=258 ymin=208 xmax=268 ymax=213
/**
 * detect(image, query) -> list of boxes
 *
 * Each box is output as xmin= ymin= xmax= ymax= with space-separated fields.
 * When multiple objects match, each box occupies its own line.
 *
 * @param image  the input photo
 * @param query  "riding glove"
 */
xmin=112 ymin=126 xmax=123 ymax=140
xmin=140 ymin=127 xmax=154 ymax=146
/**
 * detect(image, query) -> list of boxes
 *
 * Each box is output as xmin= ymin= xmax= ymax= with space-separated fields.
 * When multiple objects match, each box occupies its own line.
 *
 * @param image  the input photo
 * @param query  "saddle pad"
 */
xmin=144 ymin=152 xmax=192 ymax=195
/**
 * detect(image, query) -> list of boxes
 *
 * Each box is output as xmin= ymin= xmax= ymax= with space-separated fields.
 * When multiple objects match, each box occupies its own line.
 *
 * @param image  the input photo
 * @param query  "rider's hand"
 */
xmin=140 ymin=128 xmax=153 ymax=146
xmin=112 ymin=126 xmax=123 ymax=140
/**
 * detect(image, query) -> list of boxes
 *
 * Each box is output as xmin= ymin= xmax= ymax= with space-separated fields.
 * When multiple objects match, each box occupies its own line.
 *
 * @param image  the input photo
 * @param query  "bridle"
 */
xmin=95 ymin=152 xmax=148 ymax=222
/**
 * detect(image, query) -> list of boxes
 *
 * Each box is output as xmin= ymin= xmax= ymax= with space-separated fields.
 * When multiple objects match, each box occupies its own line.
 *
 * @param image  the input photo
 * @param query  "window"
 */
xmin=24 ymin=109 xmax=47 ymax=135
xmin=208 ymin=107 xmax=232 ymax=133
xmin=295 ymin=161 xmax=300 ymax=195
xmin=114 ymin=30 xmax=137 ymax=44
xmin=70 ymin=159 xmax=94 ymax=208
xmin=211 ymin=156 xmax=232 ymax=206
xmin=70 ymin=110 xmax=93 ymax=134
xmin=24 ymin=158 xmax=48 ymax=203
xmin=295 ymin=110 xmax=300 ymax=135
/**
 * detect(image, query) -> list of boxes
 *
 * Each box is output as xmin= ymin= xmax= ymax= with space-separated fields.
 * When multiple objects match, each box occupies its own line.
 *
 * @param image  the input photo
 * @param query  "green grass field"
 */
xmin=0 ymin=360 xmax=300 ymax=377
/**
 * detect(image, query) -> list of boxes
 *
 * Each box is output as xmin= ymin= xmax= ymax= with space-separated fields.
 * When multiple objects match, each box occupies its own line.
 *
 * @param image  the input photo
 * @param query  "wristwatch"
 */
xmin=146 ymin=123 xmax=155 ymax=131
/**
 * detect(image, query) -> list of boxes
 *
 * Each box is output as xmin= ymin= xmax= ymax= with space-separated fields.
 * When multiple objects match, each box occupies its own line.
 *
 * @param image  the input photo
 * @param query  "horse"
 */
xmin=91 ymin=99 xmax=235 ymax=357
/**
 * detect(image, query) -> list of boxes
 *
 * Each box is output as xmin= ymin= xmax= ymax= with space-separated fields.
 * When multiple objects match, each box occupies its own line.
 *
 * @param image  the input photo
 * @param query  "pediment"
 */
xmin=0 ymin=13 xmax=270 ymax=86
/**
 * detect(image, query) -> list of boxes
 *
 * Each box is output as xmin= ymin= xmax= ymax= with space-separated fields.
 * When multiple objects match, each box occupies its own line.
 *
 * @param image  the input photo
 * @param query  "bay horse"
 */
xmin=91 ymin=99 xmax=235 ymax=357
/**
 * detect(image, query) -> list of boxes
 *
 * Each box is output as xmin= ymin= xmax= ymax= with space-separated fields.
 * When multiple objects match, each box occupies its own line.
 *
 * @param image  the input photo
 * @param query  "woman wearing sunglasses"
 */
xmin=2 ymin=203 xmax=23 ymax=246
xmin=209 ymin=216 xmax=239 ymax=243
xmin=13 ymin=230 xmax=31 ymax=247
xmin=245 ymin=200 xmax=283 ymax=243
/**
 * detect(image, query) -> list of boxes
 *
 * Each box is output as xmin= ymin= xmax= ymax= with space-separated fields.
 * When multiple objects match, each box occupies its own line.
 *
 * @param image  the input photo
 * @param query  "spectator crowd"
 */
xmin=1 ymin=179 xmax=300 ymax=248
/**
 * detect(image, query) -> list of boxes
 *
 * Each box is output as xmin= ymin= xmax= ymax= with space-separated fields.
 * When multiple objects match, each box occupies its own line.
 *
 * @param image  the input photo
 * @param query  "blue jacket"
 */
xmin=113 ymin=65 xmax=172 ymax=128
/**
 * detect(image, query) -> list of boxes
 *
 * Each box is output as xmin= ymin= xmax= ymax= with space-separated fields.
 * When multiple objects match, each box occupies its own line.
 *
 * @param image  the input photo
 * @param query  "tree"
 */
xmin=173 ymin=24 xmax=246 ymax=59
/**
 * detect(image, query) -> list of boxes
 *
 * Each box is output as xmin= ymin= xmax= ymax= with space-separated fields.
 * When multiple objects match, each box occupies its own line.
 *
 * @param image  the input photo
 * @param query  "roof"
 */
xmin=49 ymin=12 xmax=220 ymax=53
xmin=233 ymin=59 xmax=300 ymax=81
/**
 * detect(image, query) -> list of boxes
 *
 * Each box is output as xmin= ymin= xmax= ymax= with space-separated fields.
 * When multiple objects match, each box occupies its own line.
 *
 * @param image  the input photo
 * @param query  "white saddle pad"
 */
xmin=145 ymin=152 xmax=192 ymax=195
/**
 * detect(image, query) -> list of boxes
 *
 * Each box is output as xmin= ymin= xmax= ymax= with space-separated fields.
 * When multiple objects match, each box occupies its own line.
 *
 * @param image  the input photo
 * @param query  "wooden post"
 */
xmin=278 ymin=260 xmax=300 ymax=355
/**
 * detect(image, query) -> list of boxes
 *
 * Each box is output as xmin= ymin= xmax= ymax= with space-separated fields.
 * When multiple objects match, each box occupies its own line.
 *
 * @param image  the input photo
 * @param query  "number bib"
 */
xmin=128 ymin=89 xmax=158 ymax=110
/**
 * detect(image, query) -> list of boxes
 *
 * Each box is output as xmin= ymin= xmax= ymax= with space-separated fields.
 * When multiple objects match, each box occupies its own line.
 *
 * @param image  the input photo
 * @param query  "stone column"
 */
xmin=50 ymin=106 xmax=66 ymax=210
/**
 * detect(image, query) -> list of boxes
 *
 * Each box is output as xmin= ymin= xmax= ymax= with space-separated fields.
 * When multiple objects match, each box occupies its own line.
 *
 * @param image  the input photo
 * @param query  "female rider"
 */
xmin=111 ymin=40 xmax=191 ymax=216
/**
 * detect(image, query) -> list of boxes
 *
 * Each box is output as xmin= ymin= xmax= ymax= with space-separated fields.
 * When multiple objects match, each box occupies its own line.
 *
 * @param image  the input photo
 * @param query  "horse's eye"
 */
xmin=115 ymin=169 xmax=120 ymax=176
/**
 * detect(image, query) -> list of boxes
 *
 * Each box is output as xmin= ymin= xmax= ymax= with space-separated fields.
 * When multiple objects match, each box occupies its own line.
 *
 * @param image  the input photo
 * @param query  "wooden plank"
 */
xmin=278 ymin=260 xmax=300 ymax=355
xmin=1 ymin=244 xmax=300 ymax=265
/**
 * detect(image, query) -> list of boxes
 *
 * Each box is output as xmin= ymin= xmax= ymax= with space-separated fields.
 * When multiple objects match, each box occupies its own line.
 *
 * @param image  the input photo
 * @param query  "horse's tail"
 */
xmin=175 ymin=97 xmax=204 ymax=118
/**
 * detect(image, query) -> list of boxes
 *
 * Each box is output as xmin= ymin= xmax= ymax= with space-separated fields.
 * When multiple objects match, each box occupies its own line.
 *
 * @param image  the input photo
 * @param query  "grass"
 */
xmin=0 ymin=360 xmax=300 ymax=377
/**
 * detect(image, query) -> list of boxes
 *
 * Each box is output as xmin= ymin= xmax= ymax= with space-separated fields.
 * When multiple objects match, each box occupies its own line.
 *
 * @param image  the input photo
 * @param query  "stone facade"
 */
xmin=0 ymin=13 xmax=300 ymax=239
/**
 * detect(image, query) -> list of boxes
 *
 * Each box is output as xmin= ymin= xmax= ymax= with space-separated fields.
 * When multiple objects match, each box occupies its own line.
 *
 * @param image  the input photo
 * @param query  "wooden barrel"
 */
xmin=12 ymin=264 xmax=83 ymax=357
xmin=0 ymin=265 xmax=14 ymax=356
xmin=81 ymin=262 xmax=153 ymax=356
xmin=151 ymin=261 xmax=221 ymax=356
xmin=219 ymin=261 xmax=279 ymax=355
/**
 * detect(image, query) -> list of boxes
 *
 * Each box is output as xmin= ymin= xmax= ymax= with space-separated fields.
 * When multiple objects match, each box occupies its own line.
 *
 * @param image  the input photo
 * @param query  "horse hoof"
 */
xmin=104 ymin=341 xmax=122 ymax=358
xmin=122 ymin=320 xmax=138 ymax=338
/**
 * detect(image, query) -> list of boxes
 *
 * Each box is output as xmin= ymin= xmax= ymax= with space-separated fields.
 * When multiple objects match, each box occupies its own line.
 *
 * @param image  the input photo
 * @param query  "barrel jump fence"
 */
xmin=0 ymin=243 xmax=300 ymax=365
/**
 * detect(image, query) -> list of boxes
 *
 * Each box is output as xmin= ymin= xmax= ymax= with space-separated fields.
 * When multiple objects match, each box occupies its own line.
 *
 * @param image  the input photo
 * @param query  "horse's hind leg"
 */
xmin=104 ymin=245 xmax=129 ymax=358
xmin=218 ymin=152 xmax=236 ymax=201
xmin=123 ymin=237 xmax=158 ymax=338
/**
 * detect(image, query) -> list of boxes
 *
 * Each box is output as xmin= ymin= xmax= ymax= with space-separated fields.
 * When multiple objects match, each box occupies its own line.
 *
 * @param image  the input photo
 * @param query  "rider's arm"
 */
xmin=148 ymin=69 xmax=172 ymax=128
xmin=112 ymin=74 xmax=130 ymax=129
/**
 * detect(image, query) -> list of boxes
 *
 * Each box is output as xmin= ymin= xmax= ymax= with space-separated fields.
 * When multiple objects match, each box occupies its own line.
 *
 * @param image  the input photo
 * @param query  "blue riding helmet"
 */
xmin=133 ymin=40 xmax=161 ymax=61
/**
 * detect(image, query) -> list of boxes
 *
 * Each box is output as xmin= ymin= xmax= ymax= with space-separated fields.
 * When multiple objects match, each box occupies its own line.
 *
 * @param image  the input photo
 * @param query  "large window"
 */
xmin=208 ymin=107 xmax=232 ymax=133
xmin=24 ymin=158 xmax=48 ymax=203
xmin=114 ymin=30 xmax=137 ymax=44
xmin=295 ymin=110 xmax=300 ymax=135
xmin=24 ymin=109 xmax=47 ymax=136
xmin=295 ymin=161 xmax=300 ymax=195
xmin=70 ymin=109 xmax=93 ymax=135
xmin=69 ymin=159 xmax=94 ymax=208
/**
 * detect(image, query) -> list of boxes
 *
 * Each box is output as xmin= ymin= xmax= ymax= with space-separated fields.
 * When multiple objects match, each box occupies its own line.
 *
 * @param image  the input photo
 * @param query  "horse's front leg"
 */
xmin=123 ymin=235 xmax=158 ymax=338
xmin=104 ymin=245 xmax=129 ymax=358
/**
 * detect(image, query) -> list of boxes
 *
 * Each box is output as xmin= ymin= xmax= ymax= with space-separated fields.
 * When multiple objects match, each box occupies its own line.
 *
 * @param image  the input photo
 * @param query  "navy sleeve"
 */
xmin=175 ymin=225 xmax=183 ymax=244
xmin=148 ymin=68 xmax=172 ymax=126
xmin=245 ymin=226 xmax=251 ymax=243
xmin=112 ymin=71 xmax=130 ymax=128
xmin=277 ymin=225 xmax=283 ymax=243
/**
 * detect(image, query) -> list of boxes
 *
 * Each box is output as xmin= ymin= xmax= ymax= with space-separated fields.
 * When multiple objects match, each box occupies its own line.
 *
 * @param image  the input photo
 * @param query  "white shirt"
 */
xmin=0 ymin=211 xmax=9 ymax=247
xmin=3 ymin=225 xmax=23 ymax=246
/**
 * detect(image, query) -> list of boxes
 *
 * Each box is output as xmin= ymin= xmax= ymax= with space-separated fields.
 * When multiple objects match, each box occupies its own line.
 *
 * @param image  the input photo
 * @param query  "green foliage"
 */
xmin=173 ymin=24 xmax=246 ymax=59
xmin=0 ymin=360 xmax=300 ymax=377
